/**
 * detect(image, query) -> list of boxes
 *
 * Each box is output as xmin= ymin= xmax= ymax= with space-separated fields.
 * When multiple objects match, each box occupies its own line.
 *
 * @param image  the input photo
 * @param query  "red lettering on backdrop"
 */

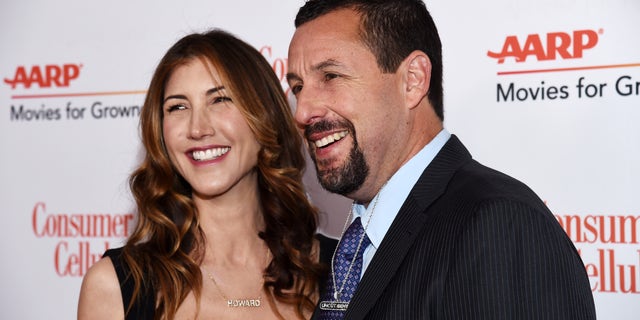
xmin=32 ymin=202 xmax=46 ymax=237
xmin=259 ymin=45 xmax=290 ymax=97
xmin=55 ymin=241 xmax=110 ymax=277
xmin=583 ymin=215 xmax=599 ymax=243
xmin=582 ymin=249 xmax=640 ymax=293
xmin=555 ymin=214 xmax=640 ymax=244
xmin=31 ymin=202 xmax=134 ymax=238
xmin=555 ymin=212 xmax=640 ymax=294
xmin=31 ymin=202 xmax=133 ymax=277
xmin=3 ymin=64 xmax=82 ymax=89
xmin=487 ymin=29 xmax=599 ymax=63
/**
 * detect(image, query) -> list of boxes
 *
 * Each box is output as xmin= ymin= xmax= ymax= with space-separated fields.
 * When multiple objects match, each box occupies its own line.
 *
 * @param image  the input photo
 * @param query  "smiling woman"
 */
xmin=77 ymin=29 xmax=336 ymax=320
xmin=161 ymin=59 xmax=262 ymax=200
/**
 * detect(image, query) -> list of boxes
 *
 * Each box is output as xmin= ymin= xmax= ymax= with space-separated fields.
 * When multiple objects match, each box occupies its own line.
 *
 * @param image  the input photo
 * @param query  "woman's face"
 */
xmin=162 ymin=58 xmax=261 ymax=200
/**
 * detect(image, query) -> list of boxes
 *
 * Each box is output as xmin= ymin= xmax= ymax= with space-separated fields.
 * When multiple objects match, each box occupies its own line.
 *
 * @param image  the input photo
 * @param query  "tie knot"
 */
xmin=338 ymin=217 xmax=371 ymax=259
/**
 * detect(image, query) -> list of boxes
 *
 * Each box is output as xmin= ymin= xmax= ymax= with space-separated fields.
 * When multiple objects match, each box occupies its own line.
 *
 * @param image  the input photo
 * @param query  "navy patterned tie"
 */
xmin=318 ymin=217 xmax=371 ymax=320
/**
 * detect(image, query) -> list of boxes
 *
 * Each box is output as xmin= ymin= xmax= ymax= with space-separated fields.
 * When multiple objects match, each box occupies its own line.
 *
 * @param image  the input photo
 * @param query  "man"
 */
xmin=287 ymin=0 xmax=597 ymax=319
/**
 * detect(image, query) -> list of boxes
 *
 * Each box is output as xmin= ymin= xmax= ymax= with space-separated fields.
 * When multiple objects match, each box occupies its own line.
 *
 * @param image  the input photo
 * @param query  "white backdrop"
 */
xmin=1 ymin=0 xmax=638 ymax=319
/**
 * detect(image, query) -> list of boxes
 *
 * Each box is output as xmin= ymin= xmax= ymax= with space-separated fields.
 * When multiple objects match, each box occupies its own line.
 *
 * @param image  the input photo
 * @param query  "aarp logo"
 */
xmin=488 ymin=29 xmax=601 ymax=64
xmin=4 ymin=64 xmax=82 ymax=89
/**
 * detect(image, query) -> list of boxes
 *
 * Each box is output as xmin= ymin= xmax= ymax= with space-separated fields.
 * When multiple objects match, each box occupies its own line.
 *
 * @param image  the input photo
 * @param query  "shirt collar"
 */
xmin=351 ymin=129 xmax=451 ymax=249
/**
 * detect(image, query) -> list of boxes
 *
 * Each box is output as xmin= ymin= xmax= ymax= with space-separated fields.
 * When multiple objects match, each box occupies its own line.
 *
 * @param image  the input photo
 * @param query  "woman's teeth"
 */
xmin=192 ymin=147 xmax=230 ymax=161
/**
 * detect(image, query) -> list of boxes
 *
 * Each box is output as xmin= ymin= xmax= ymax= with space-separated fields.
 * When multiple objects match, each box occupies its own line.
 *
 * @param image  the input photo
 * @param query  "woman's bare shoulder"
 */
xmin=77 ymin=256 xmax=124 ymax=320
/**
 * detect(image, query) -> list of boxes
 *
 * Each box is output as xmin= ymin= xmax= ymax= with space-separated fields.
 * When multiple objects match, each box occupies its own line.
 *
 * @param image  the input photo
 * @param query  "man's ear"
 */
xmin=403 ymin=50 xmax=431 ymax=110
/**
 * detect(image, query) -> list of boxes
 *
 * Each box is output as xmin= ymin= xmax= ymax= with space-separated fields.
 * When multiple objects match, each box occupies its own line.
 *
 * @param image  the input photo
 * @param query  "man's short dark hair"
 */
xmin=295 ymin=0 xmax=444 ymax=120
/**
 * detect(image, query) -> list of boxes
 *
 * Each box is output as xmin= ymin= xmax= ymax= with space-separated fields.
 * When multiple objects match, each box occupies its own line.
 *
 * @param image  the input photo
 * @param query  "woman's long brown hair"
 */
xmin=123 ymin=29 xmax=323 ymax=319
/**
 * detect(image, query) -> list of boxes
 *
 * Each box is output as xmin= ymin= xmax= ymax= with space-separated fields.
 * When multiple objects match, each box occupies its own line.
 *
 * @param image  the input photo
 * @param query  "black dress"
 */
xmin=104 ymin=234 xmax=338 ymax=320
xmin=103 ymin=248 xmax=155 ymax=320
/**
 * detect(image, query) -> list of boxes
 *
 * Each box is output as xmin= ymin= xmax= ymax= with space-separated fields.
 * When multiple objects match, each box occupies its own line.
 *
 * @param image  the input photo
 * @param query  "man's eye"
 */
xmin=324 ymin=73 xmax=339 ymax=81
xmin=291 ymin=84 xmax=303 ymax=95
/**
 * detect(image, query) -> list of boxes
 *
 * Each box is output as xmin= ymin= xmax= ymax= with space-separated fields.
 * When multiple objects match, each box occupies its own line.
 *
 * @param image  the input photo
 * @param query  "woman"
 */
xmin=78 ymin=29 xmax=334 ymax=319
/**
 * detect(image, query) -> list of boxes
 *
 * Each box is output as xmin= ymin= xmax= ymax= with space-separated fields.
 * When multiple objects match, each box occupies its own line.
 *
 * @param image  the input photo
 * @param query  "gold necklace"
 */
xmin=204 ymin=247 xmax=269 ymax=308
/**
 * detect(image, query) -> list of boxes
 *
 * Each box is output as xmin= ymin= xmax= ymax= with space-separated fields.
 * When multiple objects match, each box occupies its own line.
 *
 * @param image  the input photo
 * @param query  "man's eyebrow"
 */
xmin=313 ymin=59 xmax=343 ymax=71
xmin=286 ymin=59 xmax=345 ymax=83
xmin=286 ymin=72 xmax=301 ymax=83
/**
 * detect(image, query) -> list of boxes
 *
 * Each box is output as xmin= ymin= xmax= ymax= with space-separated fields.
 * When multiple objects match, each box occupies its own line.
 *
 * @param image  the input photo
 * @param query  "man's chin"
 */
xmin=317 ymin=168 xmax=341 ymax=191
xmin=317 ymin=169 xmax=362 ymax=196
xmin=312 ymin=137 xmax=368 ymax=196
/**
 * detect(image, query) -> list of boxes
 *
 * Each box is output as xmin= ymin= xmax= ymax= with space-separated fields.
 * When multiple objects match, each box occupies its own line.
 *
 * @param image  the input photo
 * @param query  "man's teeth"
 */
xmin=192 ymin=147 xmax=230 ymax=161
xmin=315 ymin=131 xmax=348 ymax=148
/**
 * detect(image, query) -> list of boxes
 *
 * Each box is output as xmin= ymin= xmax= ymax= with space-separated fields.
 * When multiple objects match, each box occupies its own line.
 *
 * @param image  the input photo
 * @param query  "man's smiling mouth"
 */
xmin=313 ymin=130 xmax=348 ymax=148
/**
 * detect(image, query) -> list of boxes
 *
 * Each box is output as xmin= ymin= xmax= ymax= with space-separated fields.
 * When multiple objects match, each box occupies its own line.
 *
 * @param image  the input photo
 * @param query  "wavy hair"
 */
xmin=123 ymin=29 xmax=322 ymax=319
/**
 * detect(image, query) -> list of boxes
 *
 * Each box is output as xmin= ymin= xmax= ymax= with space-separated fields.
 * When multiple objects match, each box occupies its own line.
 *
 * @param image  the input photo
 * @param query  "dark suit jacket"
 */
xmin=314 ymin=135 xmax=596 ymax=319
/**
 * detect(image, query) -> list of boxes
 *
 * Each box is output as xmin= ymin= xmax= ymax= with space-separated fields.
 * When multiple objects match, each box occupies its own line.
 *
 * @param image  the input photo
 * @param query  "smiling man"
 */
xmin=287 ymin=1 xmax=596 ymax=319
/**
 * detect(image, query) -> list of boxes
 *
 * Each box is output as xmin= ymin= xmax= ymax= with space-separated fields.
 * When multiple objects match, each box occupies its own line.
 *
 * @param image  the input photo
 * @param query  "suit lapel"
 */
xmin=344 ymin=135 xmax=472 ymax=319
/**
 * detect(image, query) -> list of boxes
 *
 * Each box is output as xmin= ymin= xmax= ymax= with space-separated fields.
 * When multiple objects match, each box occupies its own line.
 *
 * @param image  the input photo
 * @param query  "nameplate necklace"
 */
xmin=319 ymin=187 xmax=384 ymax=311
xmin=204 ymin=247 xmax=269 ymax=308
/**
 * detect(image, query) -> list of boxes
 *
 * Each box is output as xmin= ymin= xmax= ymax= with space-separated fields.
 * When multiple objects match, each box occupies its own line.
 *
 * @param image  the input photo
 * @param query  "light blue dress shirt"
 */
xmin=348 ymin=129 xmax=451 ymax=278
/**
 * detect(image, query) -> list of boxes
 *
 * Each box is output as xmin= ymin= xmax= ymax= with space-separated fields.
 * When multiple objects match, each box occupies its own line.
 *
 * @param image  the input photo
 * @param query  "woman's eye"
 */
xmin=212 ymin=96 xmax=232 ymax=104
xmin=167 ymin=104 xmax=186 ymax=112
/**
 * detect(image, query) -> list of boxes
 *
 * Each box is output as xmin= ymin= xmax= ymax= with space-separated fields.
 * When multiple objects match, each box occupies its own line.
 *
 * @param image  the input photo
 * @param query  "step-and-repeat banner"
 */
xmin=1 ymin=0 xmax=638 ymax=318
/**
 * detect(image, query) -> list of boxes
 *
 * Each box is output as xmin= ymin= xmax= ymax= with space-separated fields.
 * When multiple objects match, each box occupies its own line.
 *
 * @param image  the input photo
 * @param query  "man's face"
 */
xmin=287 ymin=8 xmax=407 ymax=201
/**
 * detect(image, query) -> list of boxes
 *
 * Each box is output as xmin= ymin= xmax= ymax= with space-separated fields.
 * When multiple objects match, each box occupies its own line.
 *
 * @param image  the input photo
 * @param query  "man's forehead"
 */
xmin=290 ymin=8 xmax=361 ymax=49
